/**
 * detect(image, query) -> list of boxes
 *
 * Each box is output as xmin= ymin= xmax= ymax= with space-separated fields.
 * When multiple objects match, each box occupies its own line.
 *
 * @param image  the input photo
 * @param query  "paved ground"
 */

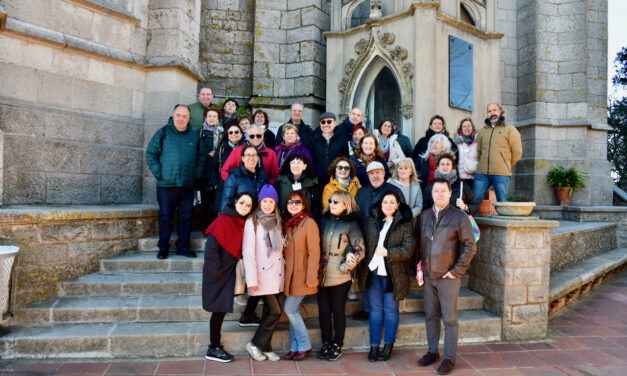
xmin=1 ymin=270 xmax=626 ymax=376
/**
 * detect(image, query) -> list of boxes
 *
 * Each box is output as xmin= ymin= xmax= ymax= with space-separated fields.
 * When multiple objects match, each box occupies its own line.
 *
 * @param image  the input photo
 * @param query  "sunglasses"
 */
xmin=228 ymin=130 xmax=240 ymax=135
xmin=287 ymin=199 xmax=302 ymax=205
xmin=248 ymin=134 xmax=263 ymax=139
xmin=242 ymin=153 xmax=258 ymax=158
xmin=236 ymin=200 xmax=252 ymax=208
xmin=328 ymin=198 xmax=340 ymax=205
xmin=336 ymin=165 xmax=350 ymax=171
xmin=320 ymin=120 xmax=334 ymax=125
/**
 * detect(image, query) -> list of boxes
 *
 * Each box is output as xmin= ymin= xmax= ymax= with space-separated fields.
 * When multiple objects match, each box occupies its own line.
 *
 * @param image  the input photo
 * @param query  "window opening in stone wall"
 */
xmin=460 ymin=4 xmax=476 ymax=27
xmin=350 ymin=1 xmax=371 ymax=28
xmin=364 ymin=66 xmax=402 ymax=130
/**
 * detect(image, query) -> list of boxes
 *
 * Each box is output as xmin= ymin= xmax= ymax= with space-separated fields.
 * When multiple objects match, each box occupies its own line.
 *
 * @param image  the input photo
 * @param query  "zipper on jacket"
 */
xmin=337 ymin=233 xmax=342 ymax=249
xmin=486 ymin=126 xmax=495 ymax=174
xmin=500 ymin=151 xmax=511 ymax=173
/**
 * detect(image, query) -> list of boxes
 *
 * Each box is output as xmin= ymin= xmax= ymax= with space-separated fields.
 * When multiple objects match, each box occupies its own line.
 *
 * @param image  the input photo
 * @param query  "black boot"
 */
xmin=379 ymin=343 xmax=394 ymax=361
xmin=316 ymin=342 xmax=331 ymax=359
xmin=368 ymin=346 xmax=379 ymax=362
xmin=327 ymin=342 xmax=343 ymax=361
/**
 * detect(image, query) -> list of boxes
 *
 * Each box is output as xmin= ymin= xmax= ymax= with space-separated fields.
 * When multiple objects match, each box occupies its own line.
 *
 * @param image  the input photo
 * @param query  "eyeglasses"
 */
xmin=228 ymin=130 xmax=240 ymax=135
xmin=320 ymin=120 xmax=334 ymax=125
xmin=328 ymin=198 xmax=340 ymax=205
xmin=336 ymin=165 xmax=350 ymax=171
xmin=242 ymin=153 xmax=258 ymax=158
xmin=236 ymin=200 xmax=252 ymax=208
xmin=248 ymin=134 xmax=263 ymax=139
xmin=290 ymin=160 xmax=305 ymax=166
xmin=287 ymin=199 xmax=302 ymax=205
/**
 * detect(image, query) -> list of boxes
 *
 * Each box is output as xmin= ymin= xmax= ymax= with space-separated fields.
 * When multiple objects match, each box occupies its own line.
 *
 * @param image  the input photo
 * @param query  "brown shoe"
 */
xmin=292 ymin=350 xmax=308 ymax=361
xmin=417 ymin=351 xmax=440 ymax=366
xmin=436 ymin=359 xmax=455 ymax=375
xmin=283 ymin=351 xmax=296 ymax=360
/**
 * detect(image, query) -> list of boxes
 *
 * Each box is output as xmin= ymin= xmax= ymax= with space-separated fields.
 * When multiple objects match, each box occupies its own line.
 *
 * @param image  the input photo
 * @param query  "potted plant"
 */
xmin=547 ymin=165 xmax=587 ymax=206
xmin=492 ymin=193 xmax=536 ymax=216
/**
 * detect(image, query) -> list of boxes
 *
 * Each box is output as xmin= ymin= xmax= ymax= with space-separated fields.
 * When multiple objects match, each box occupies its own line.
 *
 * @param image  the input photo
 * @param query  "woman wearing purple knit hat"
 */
xmin=242 ymin=184 xmax=285 ymax=362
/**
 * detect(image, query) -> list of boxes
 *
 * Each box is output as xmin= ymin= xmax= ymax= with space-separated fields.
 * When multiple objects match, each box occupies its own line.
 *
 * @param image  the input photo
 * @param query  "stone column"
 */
xmin=469 ymin=217 xmax=559 ymax=340
xmin=513 ymin=0 xmax=612 ymax=205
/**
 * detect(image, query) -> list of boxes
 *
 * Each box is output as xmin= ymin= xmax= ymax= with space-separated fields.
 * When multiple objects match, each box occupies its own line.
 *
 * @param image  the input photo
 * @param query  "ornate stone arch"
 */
xmin=461 ymin=0 xmax=485 ymax=30
xmin=337 ymin=29 xmax=414 ymax=120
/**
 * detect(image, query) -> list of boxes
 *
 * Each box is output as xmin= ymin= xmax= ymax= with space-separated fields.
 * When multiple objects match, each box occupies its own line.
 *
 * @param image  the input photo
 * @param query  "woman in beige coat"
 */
xmin=282 ymin=190 xmax=320 ymax=361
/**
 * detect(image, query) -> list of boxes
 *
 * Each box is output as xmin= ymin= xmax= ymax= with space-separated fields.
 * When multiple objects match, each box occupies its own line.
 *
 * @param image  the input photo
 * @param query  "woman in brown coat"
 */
xmin=282 ymin=191 xmax=321 ymax=360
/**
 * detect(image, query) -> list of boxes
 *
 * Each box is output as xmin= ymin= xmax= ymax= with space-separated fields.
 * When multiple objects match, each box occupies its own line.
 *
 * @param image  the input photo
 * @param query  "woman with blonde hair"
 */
xmin=243 ymin=184 xmax=285 ymax=362
xmin=350 ymin=134 xmax=391 ymax=188
xmin=388 ymin=158 xmax=422 ymax=217
xmin=317 ymin=190 xmax=365 ymax=361
xmin=322 ymin=157 xmax=360 ymax=210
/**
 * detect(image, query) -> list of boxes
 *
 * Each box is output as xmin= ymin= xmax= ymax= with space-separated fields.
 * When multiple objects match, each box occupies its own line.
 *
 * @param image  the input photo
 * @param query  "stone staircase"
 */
xmin=0 ymin=232 xmax=502 ymax=360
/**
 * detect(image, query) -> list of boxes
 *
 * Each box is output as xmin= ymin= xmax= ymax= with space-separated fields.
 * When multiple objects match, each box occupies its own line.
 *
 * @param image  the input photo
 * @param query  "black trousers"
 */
xmin=251 ymin=294 xmax=282 ymax=352
xmin=209 ymin=311 xmax=227 ymax=348
xmin=316 ymin=280 xmax=352 ymax=347
xmin=200 ymin=190 xmax=218 ymax=232
xmin=243 ymin=295 xmax=262 ymax=318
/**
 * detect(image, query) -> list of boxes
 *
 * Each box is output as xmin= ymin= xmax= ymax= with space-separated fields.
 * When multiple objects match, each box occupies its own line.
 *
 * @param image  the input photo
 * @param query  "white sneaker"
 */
xmin=246 ymin=342 xmax=266 ymax=361
xmin=348 ymin=292 xmax=358 ymax=300
xmin=264 ymin=351 xmax=280 ymax=361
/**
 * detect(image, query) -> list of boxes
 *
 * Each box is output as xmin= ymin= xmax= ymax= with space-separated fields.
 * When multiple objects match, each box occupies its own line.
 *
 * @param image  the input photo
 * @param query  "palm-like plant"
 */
xmin=547 ymin=165 xmax=587 ymax=196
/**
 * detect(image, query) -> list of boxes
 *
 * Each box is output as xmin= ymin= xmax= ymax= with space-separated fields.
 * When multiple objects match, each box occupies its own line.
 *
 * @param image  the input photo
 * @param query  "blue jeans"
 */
xmin=284 ymin=295 xmax=311 ymax=351
xmin=156 ymin=187 xmax=194 ymax=253
xmin=472 ymin=173 xmax=510 ymax=202
xmin=367 ymin=273 xmax=399 ymax=346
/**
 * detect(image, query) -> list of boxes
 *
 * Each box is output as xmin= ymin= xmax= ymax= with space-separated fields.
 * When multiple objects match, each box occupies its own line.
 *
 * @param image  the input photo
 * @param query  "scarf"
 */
xmin=204 ymin=213 xmax=246 ymax=259
xmin=434 ymin=169 xmax=458 ymax=184
xmin=336 ymin=175 xmax=351 ymax=190
xmin=458 ymin=130 xmax=475 ymax=145
xmin=277 ymin=141 xmax=300 ymax=166
xmin=378 ymin=134 xmax=390 ymax=153
xmin=228 ymin=140 xmax=239 ymax=149
xmin=359 ymin=153 xmax=377 ymax=166
xmin=257 ymin=211 xmax=281 ymax=257
xmin=286 ymin=211 xmax=307 ymax=229
xmin=203 ymin=122 xmax=223 ymax=149
xmin=349 ymin=139 xmax=358 ymax=152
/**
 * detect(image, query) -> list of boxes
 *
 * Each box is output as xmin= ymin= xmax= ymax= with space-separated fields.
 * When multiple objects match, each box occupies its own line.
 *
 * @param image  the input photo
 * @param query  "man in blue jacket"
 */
xmin=146 ymin=104 xmax=207 ymax=259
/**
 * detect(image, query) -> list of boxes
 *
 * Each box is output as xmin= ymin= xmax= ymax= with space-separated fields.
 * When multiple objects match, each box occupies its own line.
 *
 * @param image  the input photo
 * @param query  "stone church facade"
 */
xmin=0 ymin=0 xmax=612 ymax=206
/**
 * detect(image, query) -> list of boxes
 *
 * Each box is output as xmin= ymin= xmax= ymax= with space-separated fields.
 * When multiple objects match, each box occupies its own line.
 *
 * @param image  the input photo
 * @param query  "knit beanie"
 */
xmin=258 ymin=184 xmax=279 ymax=203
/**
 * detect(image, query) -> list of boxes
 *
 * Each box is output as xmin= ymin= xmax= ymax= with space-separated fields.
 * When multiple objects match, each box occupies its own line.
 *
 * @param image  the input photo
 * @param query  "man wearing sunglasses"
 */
xmin=220 ymin=125 xmax=280 ymax=184
xmin=311 ymin=112 xmax=349 ymax=187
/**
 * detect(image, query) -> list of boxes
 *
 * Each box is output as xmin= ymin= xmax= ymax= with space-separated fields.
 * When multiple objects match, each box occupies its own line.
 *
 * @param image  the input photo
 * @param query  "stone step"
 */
xmin=550 ymin=220 xmax=617 ymax=272
xmin=0 ymin=310 xmax=501 ymax=359
xmin=137 ymin=232 xmax=206 ymax=253
xmin=12 ymin=288 xmax=484 ymax=326
xmin=100 ymin=252 xmax=204 ymax=273
xmin=59 ymin=269 xmax=469 ymax=297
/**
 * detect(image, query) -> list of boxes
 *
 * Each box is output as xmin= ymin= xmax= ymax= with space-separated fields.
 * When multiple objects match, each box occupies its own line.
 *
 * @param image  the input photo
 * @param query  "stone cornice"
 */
xmin=0 ymin=15 xmax=204 ymax=82
xmin=325 ymin=2 xmax=502 ymax=40
xmin=515 ymin=118 xmax=611 ymax=131
xmin=64 ymin=0 xmax=140 ymax=26
xmin=0 ymin=204 xmax=159 ymax=223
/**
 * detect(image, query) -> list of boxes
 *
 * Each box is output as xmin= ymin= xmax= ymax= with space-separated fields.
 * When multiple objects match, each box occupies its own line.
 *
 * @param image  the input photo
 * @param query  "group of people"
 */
xmin=145 ymin=85 xmax=522 ymax=375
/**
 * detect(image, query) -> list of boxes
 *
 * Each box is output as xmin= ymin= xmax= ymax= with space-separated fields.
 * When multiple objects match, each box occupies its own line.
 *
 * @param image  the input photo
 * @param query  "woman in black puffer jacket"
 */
xmin=211 ymin=123 xmax=245 ymax=215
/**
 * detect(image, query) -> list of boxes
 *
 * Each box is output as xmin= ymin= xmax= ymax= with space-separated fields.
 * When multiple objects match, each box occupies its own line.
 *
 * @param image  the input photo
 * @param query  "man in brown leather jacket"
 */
xmin=415 ymin=178 xmax=477 ymax=375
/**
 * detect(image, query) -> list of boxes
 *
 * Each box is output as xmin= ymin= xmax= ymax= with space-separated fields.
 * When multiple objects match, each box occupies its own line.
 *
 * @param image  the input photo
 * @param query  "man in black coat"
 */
xmin=310 ymin=112 xmax=349 ymax=186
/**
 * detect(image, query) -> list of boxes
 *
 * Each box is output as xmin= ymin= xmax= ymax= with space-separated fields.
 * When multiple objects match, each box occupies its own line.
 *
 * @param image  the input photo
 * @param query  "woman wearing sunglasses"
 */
xmin=208 ymin=123 xmax=245 ymax=230
xmin=321 ymin=157 xmax=360 ymax=210
xmin=317 ymin=190 xmax=365 ymax=361
xmin=281 ymin=190 xmax=320 ymax=361
xmin=243 ymin=185 xmax=284 ymax=362
xmin=202 ymin=192 xmax=256 ymax=363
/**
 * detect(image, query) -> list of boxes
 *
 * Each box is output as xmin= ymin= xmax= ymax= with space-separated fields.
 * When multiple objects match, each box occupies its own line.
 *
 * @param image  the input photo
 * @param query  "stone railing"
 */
xmin=0 ymin=205 xmax=158 ymax=307
xmin=469 ymin=216 xmax=558 ymax=340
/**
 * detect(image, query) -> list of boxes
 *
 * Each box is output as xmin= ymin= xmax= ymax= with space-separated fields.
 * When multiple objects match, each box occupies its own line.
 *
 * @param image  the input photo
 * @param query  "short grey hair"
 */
xmin=420 ymin=134 xmax=452 ymax=159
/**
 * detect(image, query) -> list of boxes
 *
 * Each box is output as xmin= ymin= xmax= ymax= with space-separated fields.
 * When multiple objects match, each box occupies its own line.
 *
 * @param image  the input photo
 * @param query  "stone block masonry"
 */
xmin=469 ymin=217 xmax=558 ymax=340
xmin=0 ymin=205 xmax=158 ymax=307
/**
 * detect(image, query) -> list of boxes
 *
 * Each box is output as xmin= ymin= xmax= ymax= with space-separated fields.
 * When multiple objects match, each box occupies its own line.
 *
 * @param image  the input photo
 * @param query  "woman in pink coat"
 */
xmin=243 ymin=184 xmax=285 ymax=362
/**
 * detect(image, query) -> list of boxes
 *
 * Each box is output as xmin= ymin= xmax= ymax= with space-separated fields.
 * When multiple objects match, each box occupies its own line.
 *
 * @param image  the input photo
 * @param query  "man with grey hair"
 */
xmin=275 ymin=103 xmax=314 ymax=150
xmin=220 ymin=125 xmax=279 ymax=184
xmin=472 ymin=103 xmax=522 ymax=203
xmin=188 ymin=85 xmax=214 ymax=131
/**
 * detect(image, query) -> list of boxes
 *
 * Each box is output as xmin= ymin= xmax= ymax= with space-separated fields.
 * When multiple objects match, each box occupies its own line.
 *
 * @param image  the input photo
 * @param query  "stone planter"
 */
xmin=492 ymin=202 xmax=536 ymax=216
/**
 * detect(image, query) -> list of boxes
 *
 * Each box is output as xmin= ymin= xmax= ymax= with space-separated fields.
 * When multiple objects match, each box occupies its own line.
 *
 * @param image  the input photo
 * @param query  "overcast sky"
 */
xmin=608 ymin=0 xmax=626 ymax=100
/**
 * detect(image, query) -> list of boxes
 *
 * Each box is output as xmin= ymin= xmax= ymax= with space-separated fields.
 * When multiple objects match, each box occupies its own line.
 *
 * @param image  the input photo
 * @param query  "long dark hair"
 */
xmin=373 ymin=190 xmax=403 ymax=219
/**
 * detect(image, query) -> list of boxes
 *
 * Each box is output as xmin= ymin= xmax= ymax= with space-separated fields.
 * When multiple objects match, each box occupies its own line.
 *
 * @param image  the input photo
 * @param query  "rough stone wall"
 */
xmin=0 ymin=206 xmax=157 ymax=307
xmin=512 ymin=0 xmax=612 ymax=206
xmin=550 ymin=225 xmax=617 ymax=272
xmin=199 ymin=0 xmax=254 ymax=101
xmin=496 ymin=0 xmax=517 ymax=121
xmin=469 ymin=218 xmax=557 ymax=340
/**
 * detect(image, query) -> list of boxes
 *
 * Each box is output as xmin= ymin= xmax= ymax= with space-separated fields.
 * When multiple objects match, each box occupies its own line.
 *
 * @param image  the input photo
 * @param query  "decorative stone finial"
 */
xmin=369 ymin=0 xmax=382 ymax=19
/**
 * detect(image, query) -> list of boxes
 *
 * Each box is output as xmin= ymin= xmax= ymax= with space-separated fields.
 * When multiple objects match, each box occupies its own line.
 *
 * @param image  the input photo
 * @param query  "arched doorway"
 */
xmin=365 ymin=66 xmax=402 ymax=131
xmin=352 ymin=58 xmax=403 ymax=133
